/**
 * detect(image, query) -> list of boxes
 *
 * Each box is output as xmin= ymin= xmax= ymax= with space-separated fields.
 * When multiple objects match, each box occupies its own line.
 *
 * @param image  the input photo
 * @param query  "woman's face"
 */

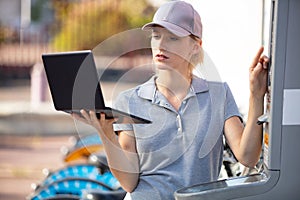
xmin=151 ymin=26 xmax=198 ymax=74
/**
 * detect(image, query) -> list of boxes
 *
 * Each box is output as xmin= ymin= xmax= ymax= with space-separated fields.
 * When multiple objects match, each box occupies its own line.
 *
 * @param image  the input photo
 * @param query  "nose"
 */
xmin=152 ymin=36 xmax=167 ymax=50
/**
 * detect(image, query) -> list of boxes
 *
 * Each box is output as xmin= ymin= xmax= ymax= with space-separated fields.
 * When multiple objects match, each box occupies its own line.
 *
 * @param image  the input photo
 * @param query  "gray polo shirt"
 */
xmin=113 ymin=76 xmax=241 ymax=200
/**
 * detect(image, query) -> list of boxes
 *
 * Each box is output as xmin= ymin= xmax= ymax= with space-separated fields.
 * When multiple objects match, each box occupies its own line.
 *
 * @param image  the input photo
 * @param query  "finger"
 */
xmin=113 ymin=117 xmax=120 ymax=123
xmin=253 ymin=62 xmax=263 ymax=74
xmin=89 ymin=110 xmax=96 ymax=117
xmin=261 ymin=55 xmax=269 ymax=69
xmin=99 ymin=113 xmax=107 ymax=122
xmin=71 ymin=113 xmax=89 ymax=123
xmin=99 ymin=113 xmax=118 ymax=124
xmin=80 ymin=109 xmax=91 ymax=121
xmin=89 ymin=111 xmax=101 ymax=126
xmin=259 ymin=55 xmax=269 ymax=62
xmin=263 ymin=60 xmax=268 ymax=69
xmin=251 ymin=47 xmax=264 ymax=69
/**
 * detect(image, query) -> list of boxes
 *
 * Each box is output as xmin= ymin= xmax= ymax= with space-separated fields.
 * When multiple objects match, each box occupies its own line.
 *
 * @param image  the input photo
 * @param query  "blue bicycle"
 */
xmin=27 ymin=134 xmax=126 ymax=200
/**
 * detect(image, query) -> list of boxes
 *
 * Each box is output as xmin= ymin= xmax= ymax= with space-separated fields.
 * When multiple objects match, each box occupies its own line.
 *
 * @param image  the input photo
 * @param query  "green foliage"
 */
xmin=31 ymin=0 xmax=47 ymax=22
xmin=51 ymin=0 xmax=155 ymax=52
xmin=0 ymin=24 xmax=16 ymax=44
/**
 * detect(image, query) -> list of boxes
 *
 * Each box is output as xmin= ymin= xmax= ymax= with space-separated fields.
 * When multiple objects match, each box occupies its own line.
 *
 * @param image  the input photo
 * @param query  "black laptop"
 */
xmin=41 ymin=50 xmax=151 ymax=124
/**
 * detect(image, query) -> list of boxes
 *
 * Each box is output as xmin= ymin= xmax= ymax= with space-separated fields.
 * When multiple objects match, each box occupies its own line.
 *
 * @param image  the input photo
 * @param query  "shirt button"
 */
xmin=183 ymin=101 xmax=186 ymax=104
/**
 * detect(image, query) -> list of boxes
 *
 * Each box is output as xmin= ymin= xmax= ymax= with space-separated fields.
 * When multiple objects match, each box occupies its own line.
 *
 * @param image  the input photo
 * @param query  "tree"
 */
xmin=50 ymin=0 xmax=155 ymax=52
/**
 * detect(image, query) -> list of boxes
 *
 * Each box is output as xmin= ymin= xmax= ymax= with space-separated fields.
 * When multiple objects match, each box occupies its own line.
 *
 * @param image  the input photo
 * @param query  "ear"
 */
xmin=191 ymin=39 xmax=202 ymax=55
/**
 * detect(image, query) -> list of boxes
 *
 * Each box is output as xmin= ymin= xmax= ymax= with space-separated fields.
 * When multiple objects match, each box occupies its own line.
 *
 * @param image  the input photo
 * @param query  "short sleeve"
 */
xmin=224 ymin=82 xmax=243 ymax=122
xmin=112 ymin=91 xmax=134 ymax=132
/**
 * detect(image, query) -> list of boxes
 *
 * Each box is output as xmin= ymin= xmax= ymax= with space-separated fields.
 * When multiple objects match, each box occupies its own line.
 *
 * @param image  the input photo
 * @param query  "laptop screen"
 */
xmin=42 ymin=50 xmax=106 ymax=111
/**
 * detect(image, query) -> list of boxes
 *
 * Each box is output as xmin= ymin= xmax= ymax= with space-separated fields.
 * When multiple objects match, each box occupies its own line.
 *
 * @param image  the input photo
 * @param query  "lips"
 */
xmin=155 ymin=53 xmax=169 ymax=60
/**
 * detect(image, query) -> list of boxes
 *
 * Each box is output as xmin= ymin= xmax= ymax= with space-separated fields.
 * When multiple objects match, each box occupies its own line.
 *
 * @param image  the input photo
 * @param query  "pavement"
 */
xmin=0 ymin=134 xmax=70 ymax=200
xmin=0 ymin=81 xmax=74 ymax=199
xmin=0 ymin=81 xmax=100 ymax=200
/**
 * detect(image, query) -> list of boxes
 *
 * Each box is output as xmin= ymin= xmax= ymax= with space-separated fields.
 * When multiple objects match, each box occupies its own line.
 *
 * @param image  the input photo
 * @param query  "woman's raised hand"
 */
xmin=249 ymin=47 xmax=269 ymax=99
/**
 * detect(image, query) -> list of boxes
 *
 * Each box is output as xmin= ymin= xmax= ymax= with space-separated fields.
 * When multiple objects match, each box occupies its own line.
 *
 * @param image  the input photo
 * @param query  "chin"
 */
xmin=154 ymin=62 xmax=173 ymax=71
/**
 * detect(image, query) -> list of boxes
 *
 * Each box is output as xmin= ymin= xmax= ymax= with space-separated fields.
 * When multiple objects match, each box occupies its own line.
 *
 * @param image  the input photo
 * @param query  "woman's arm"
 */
xmin=110 ymin=130 xmax=140 ymax=192
xmin=224 ymin=47 xmax=269 ymax=168
xmin=72 ymin=111 xmax=139 ymax=192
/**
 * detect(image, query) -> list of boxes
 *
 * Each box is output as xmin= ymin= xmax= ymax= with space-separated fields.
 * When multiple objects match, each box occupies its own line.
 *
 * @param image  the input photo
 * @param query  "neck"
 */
xmin=156 ymin=70 xmax=192 ymax=99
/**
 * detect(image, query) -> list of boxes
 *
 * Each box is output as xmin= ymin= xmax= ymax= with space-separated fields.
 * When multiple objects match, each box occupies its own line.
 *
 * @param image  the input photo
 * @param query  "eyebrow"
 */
xmin=152 ymin=27 xmax=177 ymax=36
xmin=151 ymin=27 xmax=161 ymax=33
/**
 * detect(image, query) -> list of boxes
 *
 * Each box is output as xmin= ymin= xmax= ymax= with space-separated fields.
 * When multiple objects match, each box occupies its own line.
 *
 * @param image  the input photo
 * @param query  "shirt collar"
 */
xmin=137 ymin=76 xmax=157 ymax=102
xmin=137 ymin=75 xmax=209 ymax=101
xmin=191 ymin=75 xmax=209 ymax=93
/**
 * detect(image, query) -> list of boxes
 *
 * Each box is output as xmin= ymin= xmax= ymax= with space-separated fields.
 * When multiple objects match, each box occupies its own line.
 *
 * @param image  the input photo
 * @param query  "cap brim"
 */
xmin=142 ymin=21 xmax=190 ymax=37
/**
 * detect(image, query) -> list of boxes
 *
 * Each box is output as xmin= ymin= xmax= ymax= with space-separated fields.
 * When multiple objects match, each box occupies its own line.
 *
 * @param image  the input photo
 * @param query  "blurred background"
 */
xmin=0 ymin=0 xmax=269 ymax=199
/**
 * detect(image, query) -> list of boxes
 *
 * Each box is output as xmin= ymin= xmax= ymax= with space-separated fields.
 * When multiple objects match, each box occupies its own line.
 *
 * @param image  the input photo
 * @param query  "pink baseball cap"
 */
xmin=142 ymin=1 xmax=202 ymax=39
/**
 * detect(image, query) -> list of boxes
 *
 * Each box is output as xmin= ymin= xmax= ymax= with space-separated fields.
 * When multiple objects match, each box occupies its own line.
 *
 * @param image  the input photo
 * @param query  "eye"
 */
xmin=170 ymin=36 xmax=179 ymax=41
xmin=151 ymin=34 xmax=160 ymax=39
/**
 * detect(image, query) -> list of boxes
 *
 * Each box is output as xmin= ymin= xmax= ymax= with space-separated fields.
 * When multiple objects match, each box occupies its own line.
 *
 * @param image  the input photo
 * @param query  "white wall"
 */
xmin=186 ymin=0 xmax=263 ymax=116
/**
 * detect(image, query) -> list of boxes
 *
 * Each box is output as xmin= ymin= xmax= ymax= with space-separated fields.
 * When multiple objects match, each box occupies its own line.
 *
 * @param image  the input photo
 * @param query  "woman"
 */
xmin=72 ymin=1 xmax=269 ymax=199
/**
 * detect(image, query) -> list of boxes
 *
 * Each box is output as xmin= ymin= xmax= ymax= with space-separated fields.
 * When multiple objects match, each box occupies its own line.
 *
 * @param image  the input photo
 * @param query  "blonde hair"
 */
xmin=188 ymin=35 xmax=204 ymax=73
